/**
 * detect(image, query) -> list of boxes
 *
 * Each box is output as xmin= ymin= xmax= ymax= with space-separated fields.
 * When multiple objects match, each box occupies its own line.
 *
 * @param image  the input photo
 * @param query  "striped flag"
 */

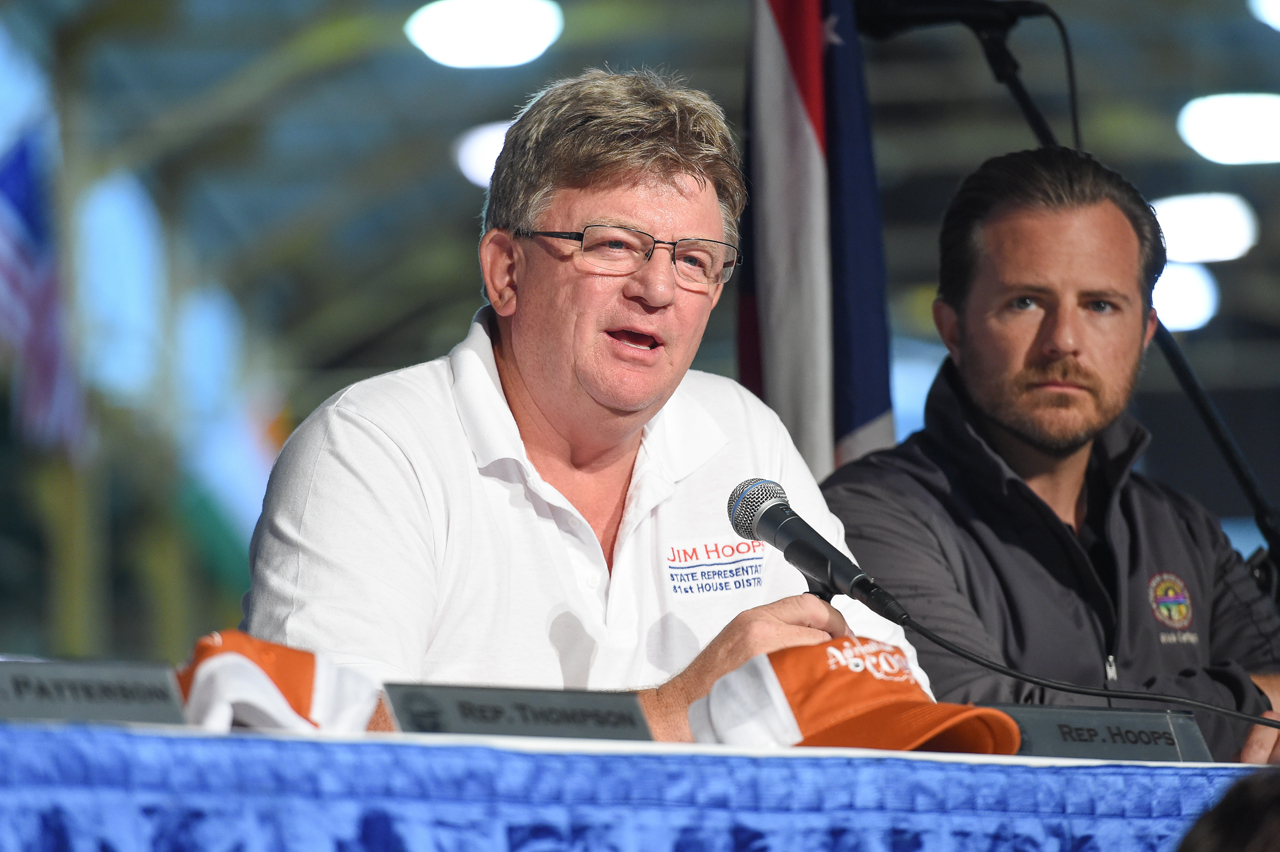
xmin=0 ymin=130 xmax=83 ymax=452
xmin=739 ymin=0 xmax=895 ymax=480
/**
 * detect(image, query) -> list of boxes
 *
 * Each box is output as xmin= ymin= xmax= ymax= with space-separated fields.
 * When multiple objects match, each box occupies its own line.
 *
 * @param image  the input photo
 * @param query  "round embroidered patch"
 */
xmin=1148 ymin=573 xmax=1193 ymax=630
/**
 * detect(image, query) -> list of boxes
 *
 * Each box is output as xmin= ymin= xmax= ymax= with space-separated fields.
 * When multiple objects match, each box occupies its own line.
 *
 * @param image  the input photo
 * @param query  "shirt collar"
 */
xmin=638 ymin=377 xmax=728 ymax=485
xmin=450 ymin=306 xmax=529 ymax=471
xmin=450 ymin=306 xmax=728 ymax=485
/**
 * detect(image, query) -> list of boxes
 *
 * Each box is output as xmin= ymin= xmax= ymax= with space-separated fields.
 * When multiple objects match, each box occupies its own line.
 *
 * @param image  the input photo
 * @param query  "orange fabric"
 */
xmin=176 ymin=630 xmax=317 ymax=722
xmin=769 ymin=637 xmax=1020 ymax=755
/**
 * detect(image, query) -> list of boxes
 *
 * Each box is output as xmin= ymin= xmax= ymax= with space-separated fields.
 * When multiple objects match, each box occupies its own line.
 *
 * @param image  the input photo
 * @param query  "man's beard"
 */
xmin=959 ymin=347 xmax=1142 ymax=460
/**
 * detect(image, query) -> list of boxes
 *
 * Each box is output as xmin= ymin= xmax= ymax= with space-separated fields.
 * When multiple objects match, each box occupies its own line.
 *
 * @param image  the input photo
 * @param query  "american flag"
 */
xmin=0 ymin=130 xmax=83 ymax=452
xmin=738 ymin=0 xmax=895 ymax=479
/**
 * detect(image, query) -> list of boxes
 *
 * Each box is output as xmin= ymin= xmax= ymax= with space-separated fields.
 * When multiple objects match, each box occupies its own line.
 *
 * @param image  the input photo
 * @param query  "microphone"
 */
xmin=727 ymin=478 xmax=909 ymax=624
xmin=855 ymin=0 xmax=1051 ymax=40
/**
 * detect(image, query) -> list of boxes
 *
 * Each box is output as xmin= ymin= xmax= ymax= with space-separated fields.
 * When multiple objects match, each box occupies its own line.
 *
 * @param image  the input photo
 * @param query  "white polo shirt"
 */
xmin=244 ymin=311 xmax=928 ymax=695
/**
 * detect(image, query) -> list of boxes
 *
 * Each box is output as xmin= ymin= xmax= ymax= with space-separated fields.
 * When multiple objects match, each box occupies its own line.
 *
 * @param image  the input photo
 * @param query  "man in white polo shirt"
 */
xmin=243 ymin=69 xmax=925 ymax=739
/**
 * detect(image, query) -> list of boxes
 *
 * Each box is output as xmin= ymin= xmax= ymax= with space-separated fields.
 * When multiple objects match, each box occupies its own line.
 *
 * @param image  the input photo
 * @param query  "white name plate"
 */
xmin=385 ymin=683 xmax=652 ymax=740
xmin=0 ymin=661 xmax=184 ymax=725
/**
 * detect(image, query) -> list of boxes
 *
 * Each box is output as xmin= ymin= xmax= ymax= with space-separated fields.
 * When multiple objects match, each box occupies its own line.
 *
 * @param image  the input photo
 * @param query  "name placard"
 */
xmin=0 ymin=661 xmax=184 ymax=726
xmin=986 ymin=704 xmax=1213 ymax=762
xmin=385 ymin=683 xmax=652 ymax=740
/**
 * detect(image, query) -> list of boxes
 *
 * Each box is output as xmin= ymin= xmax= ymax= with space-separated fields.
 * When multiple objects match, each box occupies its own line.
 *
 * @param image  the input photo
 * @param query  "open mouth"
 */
xmin=608 ymin=329 xmax=660 ymax=350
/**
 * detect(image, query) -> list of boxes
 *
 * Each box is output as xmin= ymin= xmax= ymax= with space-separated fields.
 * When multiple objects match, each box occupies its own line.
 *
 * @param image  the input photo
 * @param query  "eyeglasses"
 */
xmin=519 ymin=224 xmax=741 ymax=291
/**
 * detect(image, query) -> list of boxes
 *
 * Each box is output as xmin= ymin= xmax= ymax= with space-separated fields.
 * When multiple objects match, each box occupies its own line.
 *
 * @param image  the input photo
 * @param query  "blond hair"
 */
xmin=484 ymin=68 xmax=746 ymax=244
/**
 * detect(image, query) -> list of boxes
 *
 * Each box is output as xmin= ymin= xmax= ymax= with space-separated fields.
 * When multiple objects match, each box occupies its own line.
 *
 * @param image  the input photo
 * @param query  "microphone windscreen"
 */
xmin=728 ymin=478 xmax=787 ymax=540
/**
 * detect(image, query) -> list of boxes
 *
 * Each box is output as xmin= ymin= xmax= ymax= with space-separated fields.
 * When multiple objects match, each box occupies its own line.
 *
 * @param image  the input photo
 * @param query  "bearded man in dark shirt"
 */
xmin=822 ymin=147 xmax=1280 ymax=762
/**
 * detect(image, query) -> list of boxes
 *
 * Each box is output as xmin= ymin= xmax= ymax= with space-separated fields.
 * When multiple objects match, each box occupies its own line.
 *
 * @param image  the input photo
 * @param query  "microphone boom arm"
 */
xmin=969 ymin=22 xmax=1058 ymax=146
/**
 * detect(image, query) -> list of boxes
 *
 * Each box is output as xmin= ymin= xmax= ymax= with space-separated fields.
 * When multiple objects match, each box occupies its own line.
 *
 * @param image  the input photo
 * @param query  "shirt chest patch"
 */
xmin=665 ymin=538 xmax=766 ymax=596
xmin=1148 ymin=572 xmax=1193 ymax=630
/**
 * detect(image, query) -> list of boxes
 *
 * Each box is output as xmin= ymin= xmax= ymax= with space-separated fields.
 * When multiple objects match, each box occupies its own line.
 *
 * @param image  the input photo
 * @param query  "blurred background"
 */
xmin=1 ymin=0 xmax=1279 ymax=663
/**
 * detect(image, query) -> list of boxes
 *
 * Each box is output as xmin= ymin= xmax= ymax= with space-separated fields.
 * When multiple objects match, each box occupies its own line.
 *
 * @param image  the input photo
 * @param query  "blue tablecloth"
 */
xmin=0 ymin=722 xmax=1255 ymax=851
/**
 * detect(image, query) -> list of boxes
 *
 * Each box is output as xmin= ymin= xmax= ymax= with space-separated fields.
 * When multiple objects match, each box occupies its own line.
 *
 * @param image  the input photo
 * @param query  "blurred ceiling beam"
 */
xmin=56 ymin=0 xmax=177 ymax=56
xmin=870 ymin=101 xmax=1191 ymax=182
xmin=221 ymin=135 xmax=449 ymax=292
xmin=286 ymin=289 xmax=480 ymax=414
xmin=93 ymin=9 xmax=412 ymax=178
xmin=286 ymin=235 xmax=475 ymax=367
xmin=557 ymin=0 xmax=737 ymax=44
xmin=81 ymin=0 xmax=741 ymax=185
xmin=1140 ymin=339 xmax=1280 ymax=392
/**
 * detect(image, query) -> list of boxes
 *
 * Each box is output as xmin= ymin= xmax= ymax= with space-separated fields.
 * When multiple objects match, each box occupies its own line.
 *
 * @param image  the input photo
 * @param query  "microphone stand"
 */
xmin=856 ymin=10 xmax=1280 ymax=600
xmin=965 ymin=18 xmax=1280 ymax=601
xmin=969 ymin=23 xmax=1058 ymax=149
xmin=1152 ymin=324 xmax=1280 ymax=596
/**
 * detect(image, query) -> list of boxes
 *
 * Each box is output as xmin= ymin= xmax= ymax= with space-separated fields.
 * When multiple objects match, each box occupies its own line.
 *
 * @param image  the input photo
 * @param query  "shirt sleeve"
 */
xmin=242 ymin=401 xmax=437 ymax=687
xmin=821 ymin=477 xmax=1102 ymax=709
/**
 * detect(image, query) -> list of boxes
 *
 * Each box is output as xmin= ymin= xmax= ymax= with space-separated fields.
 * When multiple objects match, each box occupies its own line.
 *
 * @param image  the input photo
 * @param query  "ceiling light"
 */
xmin=1177 ymin=94 xmax=1280 ymax=164
xmin=1249 ymin=0 xmax=1280 ymax=30
xmin=454 ymin=121 xmax=512 ymax=187
xmin=405 ymin=0 xmax=563 ymax=69
xmin=1151 ymin=192 xmax=1257 ymax=263
xmin=1153 ymin=263 xmax=1219 ymax=332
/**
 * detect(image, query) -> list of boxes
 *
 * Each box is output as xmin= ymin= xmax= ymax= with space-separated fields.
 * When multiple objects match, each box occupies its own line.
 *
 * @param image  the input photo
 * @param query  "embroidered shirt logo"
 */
xmin=825 ymin=638 xmax=916 ymax=684
xmin=666 ymin=540 xmax=765 ymax=596
xmin=1148 ymin=573 xmax=1193 ymax=630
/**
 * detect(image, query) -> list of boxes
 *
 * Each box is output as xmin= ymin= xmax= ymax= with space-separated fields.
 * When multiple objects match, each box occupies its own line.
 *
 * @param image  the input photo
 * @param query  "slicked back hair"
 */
xmin=938 ymin=147 xmax=1165 ymax=312
xmin=483 ymin=68 xmax=746 ymax=245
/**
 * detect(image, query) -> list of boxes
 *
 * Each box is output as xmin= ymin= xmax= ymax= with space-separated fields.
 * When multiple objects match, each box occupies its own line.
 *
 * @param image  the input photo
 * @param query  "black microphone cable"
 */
xmin=901 ymin=616 xmax=1280 ymax=734
xmin=1041 ymin=5 xmax=1081 ymax=149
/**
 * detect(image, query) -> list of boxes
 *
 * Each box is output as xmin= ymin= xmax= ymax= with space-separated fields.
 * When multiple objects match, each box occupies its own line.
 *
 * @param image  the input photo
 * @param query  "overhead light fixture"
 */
xmin=1151 ymin=192 xmax=1257 ymax=263
xmin=454 ymin=121 xmax=512 ymax=188
xmin=1177 ymin=93 xmax=1280 ymax=164
xmin=1249 ymin=0 xmax=1280 ymax=30
xmin=404 ymin=0 xmax=563 ymax=69
xmin=1153 ymin=262 xmax=1219 ymax=332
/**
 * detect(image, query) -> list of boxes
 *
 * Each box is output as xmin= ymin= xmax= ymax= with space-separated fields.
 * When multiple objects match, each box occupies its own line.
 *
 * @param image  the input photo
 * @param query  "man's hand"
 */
xmin=1240 ymin=710 xmax=1280 ymax=763
xmin=366 ymin=693 xmax=397 ymax=732
xmin=1239 ymin=674 xmax=1280 ymax=763
xmin=636 ymin=594 xmax=850 ymax=742
xmin=1251 ymin=672 xmax=1280 ymax=710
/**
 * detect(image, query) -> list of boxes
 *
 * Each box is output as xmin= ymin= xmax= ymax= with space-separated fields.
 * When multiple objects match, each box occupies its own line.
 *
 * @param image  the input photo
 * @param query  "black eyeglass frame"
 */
xmin=518 ymin=225 xmax=743 ymax=288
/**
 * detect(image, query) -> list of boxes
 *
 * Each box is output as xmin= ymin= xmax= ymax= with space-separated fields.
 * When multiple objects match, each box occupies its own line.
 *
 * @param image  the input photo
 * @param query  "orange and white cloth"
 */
xmin=176 ymin=630 xmax=381 ymax=733
xmin=690 ymin=636 xmax=1021 ymax=754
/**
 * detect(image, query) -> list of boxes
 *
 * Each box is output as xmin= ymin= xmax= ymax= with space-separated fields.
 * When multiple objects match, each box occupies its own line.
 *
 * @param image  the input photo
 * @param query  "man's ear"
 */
xmin=1142 ymin=306 xmax=1158 ymax=350
xmin=479 ymin=229 xmax=520 ymax=316
xmin=933 ymin=298 xmax=963 ymax=364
